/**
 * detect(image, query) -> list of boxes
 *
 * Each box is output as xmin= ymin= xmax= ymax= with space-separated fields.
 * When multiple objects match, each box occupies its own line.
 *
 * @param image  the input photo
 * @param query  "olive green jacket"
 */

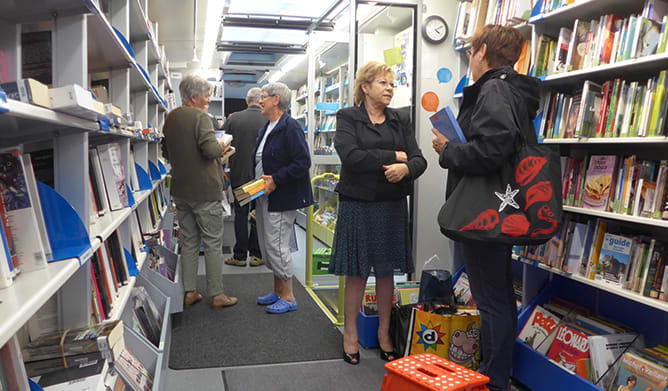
xmin=163 ymin=106 xmax=225 ymax=202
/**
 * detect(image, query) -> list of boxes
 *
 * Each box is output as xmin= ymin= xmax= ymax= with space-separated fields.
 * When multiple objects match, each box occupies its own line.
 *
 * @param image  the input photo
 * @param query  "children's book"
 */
xmin=547 ymin=323 xmax=593 ymax=375
xmin=588 ymin=333 xmax=643 ymax=389
xmin=517 ymin=305 xmax=561 ymax=355
xmin=611 ymin=351 xmax=668 ymax=390
xmin=430 ymin=106 xmax=467 ymax=144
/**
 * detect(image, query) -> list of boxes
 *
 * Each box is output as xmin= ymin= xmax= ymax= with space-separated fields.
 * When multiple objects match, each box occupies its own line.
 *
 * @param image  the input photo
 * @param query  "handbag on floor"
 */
xmin=438 ymin=81 xmax=562 ymax=245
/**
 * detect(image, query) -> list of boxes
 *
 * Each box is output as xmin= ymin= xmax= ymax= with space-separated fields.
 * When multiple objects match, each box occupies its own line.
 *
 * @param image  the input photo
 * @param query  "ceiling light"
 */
xmin=281 ymin=54 xmax=306 ymax=74
xmin=201 ymin=0 xmax=225 ymax=69
xmin=268 ymin=71 xmax=285 ymax=84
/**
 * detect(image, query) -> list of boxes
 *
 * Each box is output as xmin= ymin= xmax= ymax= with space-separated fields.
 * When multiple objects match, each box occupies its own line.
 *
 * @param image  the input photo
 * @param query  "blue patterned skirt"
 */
xmin=328 ymin=198 xmax=414 ymax=279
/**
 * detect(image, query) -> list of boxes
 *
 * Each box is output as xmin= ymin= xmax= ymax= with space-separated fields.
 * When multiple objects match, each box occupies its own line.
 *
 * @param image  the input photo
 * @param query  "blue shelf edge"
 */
xmin=124 ymin=248 xmax=139 ymax=277
xmin=136 ymin=163 xmax=152 ymax=191
xmin=148 ymin=161 xmax=161 ymax=181
xmin=158 ymin=160 xmax=167 ymax=175
xmin=37 ymin=181 xmax=91 ymax=264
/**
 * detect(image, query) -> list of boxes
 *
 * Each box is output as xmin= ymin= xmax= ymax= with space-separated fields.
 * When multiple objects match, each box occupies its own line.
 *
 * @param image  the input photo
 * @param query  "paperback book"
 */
xmin=429 ymin=106 xmax=467 ymax=144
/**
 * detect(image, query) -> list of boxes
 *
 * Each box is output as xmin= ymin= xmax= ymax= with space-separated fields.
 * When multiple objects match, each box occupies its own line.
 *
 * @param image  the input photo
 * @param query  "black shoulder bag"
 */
xmin=437 ymin=80 xmax=563 ymax=245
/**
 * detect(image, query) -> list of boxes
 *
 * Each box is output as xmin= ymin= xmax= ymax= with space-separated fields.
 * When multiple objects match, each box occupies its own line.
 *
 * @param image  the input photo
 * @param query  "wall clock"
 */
xmin=422 ymin=15 xmax=448 ymax=45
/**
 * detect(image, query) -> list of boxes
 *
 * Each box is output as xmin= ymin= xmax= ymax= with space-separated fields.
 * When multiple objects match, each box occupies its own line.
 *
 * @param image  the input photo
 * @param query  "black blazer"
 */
xmin=334 ymin=104 xmax=427 ymax=201
xmin=223 ymin=105 xmax=267 ymax=188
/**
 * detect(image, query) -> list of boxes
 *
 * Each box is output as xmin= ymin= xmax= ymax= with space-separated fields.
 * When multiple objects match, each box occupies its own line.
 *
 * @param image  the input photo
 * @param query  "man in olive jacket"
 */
xmin=163 ymin=74 xmax=237 ymax=309
xmin=223 ymin=88 xmax=265 ymax=267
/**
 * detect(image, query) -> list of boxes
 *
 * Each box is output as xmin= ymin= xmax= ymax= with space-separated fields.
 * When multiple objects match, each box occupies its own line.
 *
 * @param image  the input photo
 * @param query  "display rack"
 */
xmin=509 ymin=0 xmax=668 ymax=389
xmin=0 ymin=0 xmax=174 ymax=389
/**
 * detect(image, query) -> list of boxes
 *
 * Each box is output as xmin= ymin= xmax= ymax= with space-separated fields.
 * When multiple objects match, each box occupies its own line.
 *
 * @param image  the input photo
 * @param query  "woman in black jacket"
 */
xmin=329 ymin=61 xmax=427 ymax=364
xmin=432 ymin=25 xmax=541 ymax=391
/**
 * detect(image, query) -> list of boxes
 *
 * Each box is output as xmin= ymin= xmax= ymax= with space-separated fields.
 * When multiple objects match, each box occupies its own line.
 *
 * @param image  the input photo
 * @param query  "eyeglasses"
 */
xmin=261 ymin=94 xmax=276 ymax=100
xmin=374 ymin=79 xmax=397 ymax=89
xmin=466 ymin=48 xmax=474 ymax=59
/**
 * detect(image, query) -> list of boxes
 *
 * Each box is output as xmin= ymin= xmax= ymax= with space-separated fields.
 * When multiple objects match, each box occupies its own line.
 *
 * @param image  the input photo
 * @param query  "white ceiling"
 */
xmin=146 ymin=0 xmax=410 ymax=100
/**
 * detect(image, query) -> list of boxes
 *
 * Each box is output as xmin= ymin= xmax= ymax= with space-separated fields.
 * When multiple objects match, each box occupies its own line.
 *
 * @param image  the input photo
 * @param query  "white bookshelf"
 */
xmin=0 ymin=257 xmax=82 ymax=347
xmin=542 ymin=136 xmax=668 ymax=144
xmin=513 ymin=0 xmax=668 ymax=389
xmin=0 ymin=0 xmax=174 ymax=389
xmin=562 ymin=206 xmax=668 ymax=228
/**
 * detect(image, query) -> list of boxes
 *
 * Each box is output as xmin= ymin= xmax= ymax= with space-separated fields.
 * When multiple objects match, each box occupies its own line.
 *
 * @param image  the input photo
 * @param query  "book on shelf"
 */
xmin=96 ymin=143 xmax=128 ymax=211
xmin=130 ymin=286 xmax=162 ymax=348
xmin=582 ymin=155 xmax=616 ymax=211
xmin=48 ymin=84 xmax=99 ymax=120
xmin=588 ymin=333 xmax=643 ymax=389
xmin=610 ymin=350 xmax=668 ymax=390
xmin=429 ymin=107 xmax=467 ymax=144
xmin=595 ymin=233 xmax=634 ymax=286
xmin=0 ymin=149 xmax=47 ymax=273
xmin=22 ymin=153 xmax=51 ymax=257
xmin=517 ymin=305 xmax=561 ymax=355
xmin=546 ymin=322 xmax=594 ymax=376
xmin=22 ymin=320 xmax=123 ymax=363
xmin=89 ymin=148 xmax=111 ymax=217
xmin=0 ymin=78 xmax=51 ymax=108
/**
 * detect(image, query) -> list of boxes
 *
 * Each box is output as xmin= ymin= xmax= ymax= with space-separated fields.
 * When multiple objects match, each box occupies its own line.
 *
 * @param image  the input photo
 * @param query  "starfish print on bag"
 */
xmin=495 ymin=184 xmax=520 ymax=212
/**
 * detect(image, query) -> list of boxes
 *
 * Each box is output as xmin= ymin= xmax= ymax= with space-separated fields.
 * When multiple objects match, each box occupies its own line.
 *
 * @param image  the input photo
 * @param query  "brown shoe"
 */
xmin=249 ymin=256 xmax=264 ymax=267
xmin=184 ymin=291 xmax=203 ymax=307
xmin=211 ymin=293 xmax=238 ymax=309
xmin=225 ymin=257 xmax=247 ymax=266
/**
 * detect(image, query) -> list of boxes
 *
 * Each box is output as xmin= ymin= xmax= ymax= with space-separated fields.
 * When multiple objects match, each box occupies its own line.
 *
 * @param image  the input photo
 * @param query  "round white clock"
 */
xmin=422 ymin=15 xmax=449 ymax=45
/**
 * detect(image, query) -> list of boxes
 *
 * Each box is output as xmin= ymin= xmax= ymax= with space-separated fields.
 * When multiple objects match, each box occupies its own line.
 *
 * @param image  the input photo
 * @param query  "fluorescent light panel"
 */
xmin=201 ymin=0 xmax=225 ymax=69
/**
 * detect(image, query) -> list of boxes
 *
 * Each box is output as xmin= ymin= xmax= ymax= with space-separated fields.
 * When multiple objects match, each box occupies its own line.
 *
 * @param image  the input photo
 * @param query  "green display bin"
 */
xmin=312 ymin=247 xmax=331 ymax=275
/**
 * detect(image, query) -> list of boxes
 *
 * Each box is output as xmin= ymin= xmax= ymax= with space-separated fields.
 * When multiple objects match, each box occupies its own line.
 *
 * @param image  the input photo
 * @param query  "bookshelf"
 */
xmin=508 ymin=0 xmax=668 ymax=389
xmin=0 ymin=0 xmax=174 ymax=389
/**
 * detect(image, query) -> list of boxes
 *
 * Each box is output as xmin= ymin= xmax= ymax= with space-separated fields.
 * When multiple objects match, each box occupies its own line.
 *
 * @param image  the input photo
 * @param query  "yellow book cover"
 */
xmin=586 ymin=220 xmax=607 ymax=279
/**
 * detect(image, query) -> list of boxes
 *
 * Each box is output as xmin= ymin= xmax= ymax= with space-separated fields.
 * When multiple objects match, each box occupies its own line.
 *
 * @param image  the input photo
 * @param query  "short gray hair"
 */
xmin=179 ymin=74 xmax=211 ymax=102
xmin=262 ymin=82 xmax=291 ymax=112
xmin=246 ymin=87 xmax=262 ymax=105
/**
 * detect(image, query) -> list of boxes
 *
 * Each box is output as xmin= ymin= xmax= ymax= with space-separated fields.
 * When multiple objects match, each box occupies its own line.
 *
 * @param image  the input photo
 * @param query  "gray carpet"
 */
xmin=221 ymin=359 xmax=387 ymax=391
xmin=169 ymin=273 xmax=343 ymax=369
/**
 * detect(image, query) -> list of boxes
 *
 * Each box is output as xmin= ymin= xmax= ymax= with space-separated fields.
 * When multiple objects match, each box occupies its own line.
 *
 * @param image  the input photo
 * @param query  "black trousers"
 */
xmin=232 ymin=199 xmax=261 ymax=260
xmin=458 ymin=241 xmax=516 ymax=391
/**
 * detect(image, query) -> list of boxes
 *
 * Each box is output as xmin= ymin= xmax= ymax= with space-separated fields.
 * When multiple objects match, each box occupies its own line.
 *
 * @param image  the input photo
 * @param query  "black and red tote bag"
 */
xmin=437 ymin=93 xmax=563 ymax=245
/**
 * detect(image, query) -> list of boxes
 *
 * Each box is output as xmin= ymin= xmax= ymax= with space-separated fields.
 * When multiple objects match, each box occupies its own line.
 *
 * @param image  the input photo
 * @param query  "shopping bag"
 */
xmin=406 ymin=308 xmax=481 ymax=370
xmin=390 ymin=302 xmax=456 ymax=359
xmin=418 ymin=269 xmax=456 ymax=307
xmin=438 ymin=76 xmax=562 ymax=245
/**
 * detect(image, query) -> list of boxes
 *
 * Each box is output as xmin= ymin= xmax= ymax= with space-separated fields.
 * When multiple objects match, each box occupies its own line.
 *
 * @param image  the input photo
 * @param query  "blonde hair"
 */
xmin=354 ymin=61 xmax=393 ymax=105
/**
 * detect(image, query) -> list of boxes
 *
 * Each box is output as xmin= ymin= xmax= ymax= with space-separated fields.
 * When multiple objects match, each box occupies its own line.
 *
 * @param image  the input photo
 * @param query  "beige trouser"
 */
xmin=174 ymin=197 xmax=224 ymax=296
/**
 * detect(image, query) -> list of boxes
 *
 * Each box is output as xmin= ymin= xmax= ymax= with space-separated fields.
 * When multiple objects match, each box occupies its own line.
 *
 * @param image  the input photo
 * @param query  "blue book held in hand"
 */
xmin=430 ymin=106 xmax=467 ymax=143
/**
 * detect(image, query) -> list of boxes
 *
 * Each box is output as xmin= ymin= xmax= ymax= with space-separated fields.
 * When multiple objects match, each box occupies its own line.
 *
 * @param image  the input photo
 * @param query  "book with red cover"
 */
xmin=547 ymin=323 xmax=593 ymax=375
xmin=595 ymin=81 xmax=612 ymax=137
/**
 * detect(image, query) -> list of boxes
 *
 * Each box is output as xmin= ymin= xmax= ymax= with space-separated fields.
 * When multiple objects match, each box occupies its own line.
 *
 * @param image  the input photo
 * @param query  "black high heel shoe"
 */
xmin=380 ymin=349 xmax=396 ymax=362
xmin=343 ymin=351 xmax=360 ymax=365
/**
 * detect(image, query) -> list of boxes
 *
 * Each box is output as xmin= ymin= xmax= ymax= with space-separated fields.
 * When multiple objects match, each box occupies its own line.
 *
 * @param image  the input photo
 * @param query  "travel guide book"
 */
xmin=430 ymin=106 xmax=467 ymax=144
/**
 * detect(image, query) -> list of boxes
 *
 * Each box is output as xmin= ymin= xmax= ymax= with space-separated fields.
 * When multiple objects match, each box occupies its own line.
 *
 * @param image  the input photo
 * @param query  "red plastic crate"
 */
xmin=381 ymin=353 xmax=489 ymax=391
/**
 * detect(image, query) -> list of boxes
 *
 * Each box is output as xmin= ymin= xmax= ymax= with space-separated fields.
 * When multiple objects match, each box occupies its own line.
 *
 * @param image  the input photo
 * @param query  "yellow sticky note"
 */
xmin=383 ymin=47 xmax=403 ymax=67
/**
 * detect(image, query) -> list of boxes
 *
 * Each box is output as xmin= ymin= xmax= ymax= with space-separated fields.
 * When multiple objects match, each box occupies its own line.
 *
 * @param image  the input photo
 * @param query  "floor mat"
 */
xmin=221 ymin=359 xmax=387 ymax=391
xmin=169 ymin=273 xmax=343 ymax=369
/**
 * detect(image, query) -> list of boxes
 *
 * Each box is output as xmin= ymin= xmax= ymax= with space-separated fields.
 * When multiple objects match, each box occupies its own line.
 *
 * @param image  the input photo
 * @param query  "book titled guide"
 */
xmin=596 ymin=233 xmax=633 ymax=286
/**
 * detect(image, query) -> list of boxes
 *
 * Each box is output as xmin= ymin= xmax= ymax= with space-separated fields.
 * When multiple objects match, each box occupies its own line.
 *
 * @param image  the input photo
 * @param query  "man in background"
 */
xmin=224 ymin=87 xmax=266 ymax=267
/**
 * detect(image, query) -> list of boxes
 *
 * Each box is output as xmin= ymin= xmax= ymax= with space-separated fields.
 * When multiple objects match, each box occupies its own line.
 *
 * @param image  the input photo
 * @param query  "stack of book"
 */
xmin=233 ymin=178 xmax=265 ymax=206
xmin=516 ymin=299 xmax=655 ymax=388
xmin=532 ymin=1 xmax=668 ymax=78
xmin=519 ymin=217 xmax=668 ymax=303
